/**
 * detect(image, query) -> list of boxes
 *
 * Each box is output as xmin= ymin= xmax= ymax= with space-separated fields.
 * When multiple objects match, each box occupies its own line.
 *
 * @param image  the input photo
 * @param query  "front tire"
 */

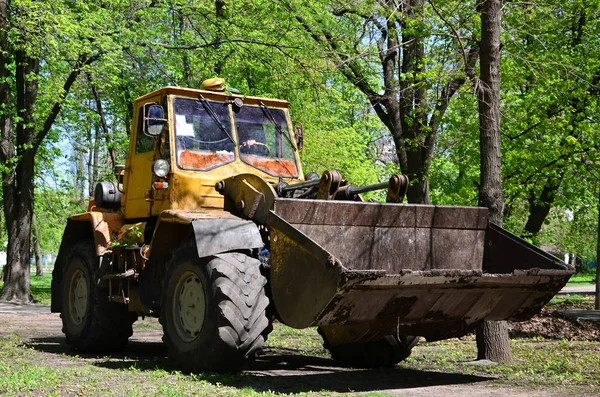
xmin=161 ymin=244 xmax=270 ymax=372
xmin=60 ymin=240 xmax=136 ymax=352
xmin=319 ymin=328 xmax=419 ymax=368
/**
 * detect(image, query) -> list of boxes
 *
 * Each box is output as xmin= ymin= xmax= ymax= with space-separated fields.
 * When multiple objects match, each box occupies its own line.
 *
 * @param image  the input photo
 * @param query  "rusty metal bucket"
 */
xmin=267 ymin=199 xmax=573 ymax=342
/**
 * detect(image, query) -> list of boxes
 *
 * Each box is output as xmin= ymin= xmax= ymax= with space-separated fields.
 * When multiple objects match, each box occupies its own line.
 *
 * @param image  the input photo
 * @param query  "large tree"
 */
xmin=474 ymin=0 xmax=512 ymax=364
xmin=429 ymin=0 xmax=600 ymax=263
xmin=0 ymin=0 xmax=128 ymax=302
xmin=288 ymin=0 xmax=479 ymax=203
xmin=500 ymin=1 xmax=600 ymax=241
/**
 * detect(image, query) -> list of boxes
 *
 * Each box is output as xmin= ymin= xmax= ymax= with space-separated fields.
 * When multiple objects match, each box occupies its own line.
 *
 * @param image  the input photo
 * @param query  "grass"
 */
xmin=0 ymin=271 xmax=52 ymax=304
xmin=547 ymin=294 xmax=595 ymax=307
xmin=567 ymin=271 xmax=596 ymax=285
xmin=30 ymin=272 xmax=52 ymax=304
xmin=0 ymin=331 xmax=338 ymax=397
xmin=0 ymin=321 xmax=599 ymax=396
xmin=0 ymin=269 xmax=598 ymax=395
xmin=404 ymin=335 xmax=600 ymax=393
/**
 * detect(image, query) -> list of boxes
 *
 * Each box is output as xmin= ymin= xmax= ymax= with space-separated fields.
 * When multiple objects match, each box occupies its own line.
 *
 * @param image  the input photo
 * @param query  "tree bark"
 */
xmin=87 ymin=73 xmax=117 ymax=171
xmin=92 ymin=123 xmax=100 ymax=195
xmin=32 ymin=213 xmax=43 ymax=277
xmin=87 ymin=125 xmax=94 ymax=198
xmin=0 ymin=0 xmax=11 ymax=288
xmin=214 ymin=0 xmax=225 ymax=76
xmin=76 ymin=143 xmax=86 ymax=208
xmin=596 ymin=185 xmax=599 ymax=310
xmin=475 ymin=0 xmax=512 ymax=364
xmin=523 ymin=176 xmax=563 ymax=237
xmin=1 ymin=47 xmax=39 ymax=302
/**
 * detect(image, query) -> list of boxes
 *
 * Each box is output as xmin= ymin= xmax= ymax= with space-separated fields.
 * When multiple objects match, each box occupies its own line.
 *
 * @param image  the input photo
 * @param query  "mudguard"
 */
xmin=50 ymin=212 xmax=123 ymax=313
xmin=139 ymin=209 xmax=263 ymax=311
xmin=192 ymin=217 xmax=263 ymax=257
xmin=148 ymin=209 xmax=263 ymax=259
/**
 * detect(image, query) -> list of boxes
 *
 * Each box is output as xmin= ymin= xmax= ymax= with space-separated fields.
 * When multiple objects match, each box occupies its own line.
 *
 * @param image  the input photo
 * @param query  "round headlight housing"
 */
xmin=153 ymin=159 xmax=170 ymax=178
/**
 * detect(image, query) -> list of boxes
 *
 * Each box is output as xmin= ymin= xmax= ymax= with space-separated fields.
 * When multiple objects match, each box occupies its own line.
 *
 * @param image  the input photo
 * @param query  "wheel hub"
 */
xmin=175 ymin=271 xmax=206 ymax=342
xmin=69 ymin=268 xmax=88 ymax=326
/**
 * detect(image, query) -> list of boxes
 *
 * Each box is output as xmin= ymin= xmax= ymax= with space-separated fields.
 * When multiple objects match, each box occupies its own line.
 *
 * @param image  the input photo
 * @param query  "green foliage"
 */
xmin=30 ymin=273 xmax=52 ymax=305
xmin=34 ymin=186 xmax=84 ymax=255
xmin=0 ymin=0 xmax=597 ymax=270
xmin=430 ymin=0 xmax=600 ymax=261
xmin=297 ymin=81 xmax=384 ymax=186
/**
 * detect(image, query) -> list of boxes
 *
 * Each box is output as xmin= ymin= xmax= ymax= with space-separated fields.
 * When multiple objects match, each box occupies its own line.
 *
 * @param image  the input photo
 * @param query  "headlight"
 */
xmin=153 ymin=159 xmax=170 ymax=177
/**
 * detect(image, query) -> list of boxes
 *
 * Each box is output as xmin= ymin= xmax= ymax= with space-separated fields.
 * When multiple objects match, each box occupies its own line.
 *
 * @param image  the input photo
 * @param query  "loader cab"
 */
xmin=122 ymin=94 xmax=165 ymax=219
xmin=121 ymin=84 xmax=304 ymax=219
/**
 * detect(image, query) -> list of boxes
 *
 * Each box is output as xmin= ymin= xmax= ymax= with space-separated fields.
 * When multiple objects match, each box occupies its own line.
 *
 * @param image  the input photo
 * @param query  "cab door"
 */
xmin=122 ymin=100 xmax=159 ymax=219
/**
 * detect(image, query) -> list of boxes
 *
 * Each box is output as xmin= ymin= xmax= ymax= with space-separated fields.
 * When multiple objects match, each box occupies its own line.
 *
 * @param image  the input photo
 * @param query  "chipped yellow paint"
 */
xmin=69 ymin=211 xmax=123 ymax=256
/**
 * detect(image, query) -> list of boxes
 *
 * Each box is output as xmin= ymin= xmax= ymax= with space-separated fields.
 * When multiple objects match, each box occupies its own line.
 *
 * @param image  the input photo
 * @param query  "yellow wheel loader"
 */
xmin=51 ymin=81 xmax=573 ymax=372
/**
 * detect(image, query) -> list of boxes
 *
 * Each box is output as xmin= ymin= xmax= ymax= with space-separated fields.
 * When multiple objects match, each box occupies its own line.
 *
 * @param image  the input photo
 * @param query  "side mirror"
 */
xmin=144 ymin=104 xmax=167 ymax=137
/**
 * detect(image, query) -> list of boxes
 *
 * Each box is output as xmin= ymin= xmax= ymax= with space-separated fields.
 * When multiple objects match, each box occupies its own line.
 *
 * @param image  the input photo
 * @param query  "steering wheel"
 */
xmin=241 ymin=140 xmax=271 ymax=155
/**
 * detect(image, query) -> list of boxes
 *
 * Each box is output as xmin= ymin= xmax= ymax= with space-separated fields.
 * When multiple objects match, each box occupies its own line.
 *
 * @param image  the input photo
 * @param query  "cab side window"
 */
xmin=136 ymin=105 xmax=155 ymax=154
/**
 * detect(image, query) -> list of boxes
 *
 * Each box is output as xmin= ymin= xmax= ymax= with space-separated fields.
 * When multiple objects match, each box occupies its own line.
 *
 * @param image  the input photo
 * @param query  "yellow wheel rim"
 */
xmin=174 ymin=270 xmax=206 ymax=342
xmin=68 ymin=268 xmax=88 ymax=326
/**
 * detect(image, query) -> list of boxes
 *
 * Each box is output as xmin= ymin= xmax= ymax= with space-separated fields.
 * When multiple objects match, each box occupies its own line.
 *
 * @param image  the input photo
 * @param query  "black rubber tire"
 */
xmin=60 ymin=240 xmax=136 ymax=352
xmin=319 ymin=328 xmax=420 ymax=368
xmin=160 ymin=244 xmax=270 ymax=372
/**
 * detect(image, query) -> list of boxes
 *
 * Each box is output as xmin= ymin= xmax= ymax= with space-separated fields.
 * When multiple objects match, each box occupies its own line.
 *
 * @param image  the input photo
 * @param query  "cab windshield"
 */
xmin=234 ymin=105 xmax=298 ymax=177
xmin=174 ymin=97 xmax=235 ymax=170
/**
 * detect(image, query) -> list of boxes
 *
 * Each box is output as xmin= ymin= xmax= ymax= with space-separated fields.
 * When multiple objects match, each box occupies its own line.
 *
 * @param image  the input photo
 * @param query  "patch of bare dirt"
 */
xmin=509 ymin=302 xmax=600 ymax=341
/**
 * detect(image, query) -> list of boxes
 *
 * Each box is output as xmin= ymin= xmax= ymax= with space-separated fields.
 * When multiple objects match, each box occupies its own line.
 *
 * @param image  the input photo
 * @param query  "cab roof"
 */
xmin=134 ymin=86 xmax=290 ymax=109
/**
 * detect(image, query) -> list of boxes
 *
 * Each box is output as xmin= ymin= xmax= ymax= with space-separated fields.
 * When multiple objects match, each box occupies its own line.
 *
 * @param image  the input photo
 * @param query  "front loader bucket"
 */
xmin=267 ymin=199 xmax=572 ymax=342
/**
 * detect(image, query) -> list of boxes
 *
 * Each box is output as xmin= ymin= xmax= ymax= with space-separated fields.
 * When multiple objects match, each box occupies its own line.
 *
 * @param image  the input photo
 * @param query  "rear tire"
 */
xmin=160 ymin=244 xmax=270 ymax=372
xmin=60 ymin=240 xmax=136 ymax=352
xmin=319 ymin=328 xmax=419 ymax=368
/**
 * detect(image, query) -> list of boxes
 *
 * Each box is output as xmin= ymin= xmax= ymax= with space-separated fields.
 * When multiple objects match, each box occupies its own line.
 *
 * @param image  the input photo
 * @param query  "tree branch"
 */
xmin=33 ymin=52 xmax=102 ymax=152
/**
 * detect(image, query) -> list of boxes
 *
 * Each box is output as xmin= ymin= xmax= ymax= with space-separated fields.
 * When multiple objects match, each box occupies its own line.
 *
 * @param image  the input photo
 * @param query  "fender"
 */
xmin=50 ymin=211 xmax=123 ymax=313
xmin=139 ymin=209 xmax=263 ymax=311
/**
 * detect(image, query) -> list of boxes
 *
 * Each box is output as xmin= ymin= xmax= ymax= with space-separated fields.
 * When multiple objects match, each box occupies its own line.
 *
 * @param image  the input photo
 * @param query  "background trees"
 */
xmin=0 ymin=0 xmax=597 ymax=359
xmin=0 ymin=0 xmax=132 ymax=301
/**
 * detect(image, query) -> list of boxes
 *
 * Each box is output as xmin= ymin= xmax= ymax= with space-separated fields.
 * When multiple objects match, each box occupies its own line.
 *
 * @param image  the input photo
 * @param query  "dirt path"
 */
xmin=1 ymin=308 xmax=592 ymax=396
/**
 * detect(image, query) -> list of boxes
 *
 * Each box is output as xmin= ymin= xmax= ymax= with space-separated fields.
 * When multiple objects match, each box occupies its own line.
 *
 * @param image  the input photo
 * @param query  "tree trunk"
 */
xmin=214 ymin=0 xmax=225 ymax=76
xmin=87 ymin=125 xmax=94 ymax=198
xmin=32 ymin=213 xmax=43 ymax=277
xmin=475 ymin=0 xmax=512 ymax=364
xmin=2 ymin=157 xmax=36 ymax=303
xmin=88 ymin=73 xmax=117 ymax=170
xmin=179 ymin=13 xmax=191 ymax=86
xmin=0 ymin=0 xmax=10 ymax=288
xmin=523 ymin=176 xmax=562 ymax=238
xmin=596 ymin=185 xmax=599 ymax=310
xmin=476 ymin=321 xmax=511 ymax=362
xmin=76 ymin=144 xmax=86 ymax=208
xmin=0 ymin=47 xmax=39 ymax=302
xmin=0 ymin=1 xmax=102 ymax=302
xmin=523 ymin=171 xmax=564 ymax=237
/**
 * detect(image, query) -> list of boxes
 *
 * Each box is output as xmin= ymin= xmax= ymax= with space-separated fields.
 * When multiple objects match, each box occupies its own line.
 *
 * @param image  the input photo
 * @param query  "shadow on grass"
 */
xmin=27 ymin=337 xmax=493 ymax=394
